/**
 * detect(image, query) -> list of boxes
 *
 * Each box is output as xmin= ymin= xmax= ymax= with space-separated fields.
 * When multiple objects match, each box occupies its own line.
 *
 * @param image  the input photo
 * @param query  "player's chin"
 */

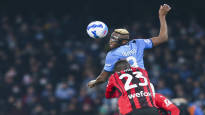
xmin=109 ymin=44 xmax=113 ymax=49
xmin=110 ymin=45 xmax=117 ymax=50
xmin=110 ymin=44 xmax=119 ymax=50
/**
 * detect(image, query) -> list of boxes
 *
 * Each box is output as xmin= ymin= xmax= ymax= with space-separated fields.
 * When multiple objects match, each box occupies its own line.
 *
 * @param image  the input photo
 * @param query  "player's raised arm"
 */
xmin=151 ymin=4 xmax=171 ymax=46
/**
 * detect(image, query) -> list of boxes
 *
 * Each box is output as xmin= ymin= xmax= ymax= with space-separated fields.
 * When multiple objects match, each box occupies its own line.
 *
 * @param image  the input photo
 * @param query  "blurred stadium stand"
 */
xmin=0 ymin=0 xmax=205 ymax=115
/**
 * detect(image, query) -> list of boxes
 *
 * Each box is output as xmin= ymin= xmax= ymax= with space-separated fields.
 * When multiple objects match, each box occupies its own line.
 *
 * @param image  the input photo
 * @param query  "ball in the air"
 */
xmin=87 ymin=21 xmax=108 ymax=39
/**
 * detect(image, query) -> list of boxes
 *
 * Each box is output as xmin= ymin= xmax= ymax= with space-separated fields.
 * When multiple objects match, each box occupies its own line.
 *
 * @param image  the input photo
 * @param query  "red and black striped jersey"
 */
xmin=155 ymin=93 xmax=180 ymax=115
xmin=105 ymin=67 xmax=156 ymax=115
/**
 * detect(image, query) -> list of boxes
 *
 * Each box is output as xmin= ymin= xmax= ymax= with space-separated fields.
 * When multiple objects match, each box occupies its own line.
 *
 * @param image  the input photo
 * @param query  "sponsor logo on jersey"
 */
xmin=128 ymin=91 xmax=151 ymax=99
xmin=122 ymin=49 xmax=137 ymax=56
xmin=123 ymin=68 xmax=133 ymax=72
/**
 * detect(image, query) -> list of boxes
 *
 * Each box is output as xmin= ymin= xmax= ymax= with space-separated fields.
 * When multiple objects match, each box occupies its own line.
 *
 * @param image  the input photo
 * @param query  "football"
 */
xmin=87 ymin=21 xmax=108 ymax=39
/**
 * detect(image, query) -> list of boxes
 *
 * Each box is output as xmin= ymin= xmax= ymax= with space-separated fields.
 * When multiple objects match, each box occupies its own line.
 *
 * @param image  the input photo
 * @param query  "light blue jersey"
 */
xmin=104 ymin=39 xmax=153 ymax=72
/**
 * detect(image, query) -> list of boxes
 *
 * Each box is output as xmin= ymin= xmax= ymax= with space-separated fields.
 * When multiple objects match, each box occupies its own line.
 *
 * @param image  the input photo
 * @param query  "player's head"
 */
xmin=114 ymin=60 xmax=131 ymax=72
xmin=109 ymin=29 xmax=129 ymax=49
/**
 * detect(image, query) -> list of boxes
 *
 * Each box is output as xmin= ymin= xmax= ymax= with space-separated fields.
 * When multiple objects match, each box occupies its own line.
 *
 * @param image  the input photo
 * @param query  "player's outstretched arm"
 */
xmin=88 ymin=70 xmax=111 ymax=88
xmin=151 ymin=4 xmax=171 ymax=46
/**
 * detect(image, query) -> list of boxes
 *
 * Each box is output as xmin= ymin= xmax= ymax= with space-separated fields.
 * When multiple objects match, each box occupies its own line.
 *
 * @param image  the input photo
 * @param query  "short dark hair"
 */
xmin=114 ymin=60 xmax=131 ymax=72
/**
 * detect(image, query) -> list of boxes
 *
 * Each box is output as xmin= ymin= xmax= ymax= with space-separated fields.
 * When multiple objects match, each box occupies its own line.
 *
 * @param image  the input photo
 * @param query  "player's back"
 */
xmin=104 ymin=39 xmax=153 ymax=72
xmin=107 ymin=67 xmax=157 ymax=114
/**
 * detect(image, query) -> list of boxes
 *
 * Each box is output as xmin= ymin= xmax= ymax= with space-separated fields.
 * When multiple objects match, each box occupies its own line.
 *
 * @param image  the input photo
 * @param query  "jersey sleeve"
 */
xmin=103 ymin=52 xmax=119 ymax=72
xmin=135 ymin=39 xmax=153 ymax=49
xmin=155 ymin=93 xmax=180 ymax=115
xmin=105 ymin=75 xmax=120 ymax=98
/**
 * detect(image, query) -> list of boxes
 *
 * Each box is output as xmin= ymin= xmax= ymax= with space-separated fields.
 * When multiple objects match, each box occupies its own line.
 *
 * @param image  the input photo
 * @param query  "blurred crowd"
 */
xmin=0 ymin=13 xmax=205 ymax=115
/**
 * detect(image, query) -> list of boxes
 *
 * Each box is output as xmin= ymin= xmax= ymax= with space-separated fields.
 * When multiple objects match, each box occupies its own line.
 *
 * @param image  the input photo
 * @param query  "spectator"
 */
xmin=55 ymin=82 xmax=75 ymax=101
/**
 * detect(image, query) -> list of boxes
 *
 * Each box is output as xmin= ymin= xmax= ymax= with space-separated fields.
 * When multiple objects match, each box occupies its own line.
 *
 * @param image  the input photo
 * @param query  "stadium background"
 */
xmin=0 ymin=0 xmax=205 ymax=114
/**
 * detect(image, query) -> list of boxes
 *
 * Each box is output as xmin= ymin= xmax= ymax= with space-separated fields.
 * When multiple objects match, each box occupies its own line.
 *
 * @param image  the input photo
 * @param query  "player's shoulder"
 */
xmin=134 ymin=67 xmax=147 ymax=71
xmin=107 ymin=50 xmax=116 ymax=56
xmin=107 ymin=47 xmax=122 ymax=56
xmin=156 ymin=93 xmax=167 ymax=101
xmin=129 ymin=39 xmax=140 ymax=43
xmin=107 ymin=50 xmax=112 ymax=55
xmin=156 ymin=93 xmax=164 ymax=98
xmin=130 ymin=38 xmax=151 ymax=43
xmin=132 ymin=67 xmax=148 ymax=76
xmin=109 ymin=73 xmax=118 ymax=81
xmin=109 ymin=73 xmax=114 ymax=80
xmin=155 ymin=93 xmax=167 ymax=105
xmin=128 ymin=39 xmax=145 ymax=46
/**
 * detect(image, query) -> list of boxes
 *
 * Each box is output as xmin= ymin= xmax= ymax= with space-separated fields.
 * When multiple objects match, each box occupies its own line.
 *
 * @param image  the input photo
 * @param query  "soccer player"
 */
xmin=155 ymin=93 xmax=180 ymax=115
xmin=88 ymin=4 xmax=171 ymax=88
xmin=150 ymin=82 xmax=180 ymax=115
xmin=105 ymin=60 xmax=159 ymax=115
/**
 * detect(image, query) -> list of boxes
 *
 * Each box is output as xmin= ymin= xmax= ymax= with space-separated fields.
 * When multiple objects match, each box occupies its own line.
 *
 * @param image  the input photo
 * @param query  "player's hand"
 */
xmin=88 ymin=80 xmax=96 ymax=88
xmin=159 ymin=4 xmax=171 ymax=17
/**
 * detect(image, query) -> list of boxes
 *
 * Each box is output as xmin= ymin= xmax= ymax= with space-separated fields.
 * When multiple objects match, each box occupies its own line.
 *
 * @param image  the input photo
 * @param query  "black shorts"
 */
xmin=126 ymin=107 xmax=160 ymax=115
